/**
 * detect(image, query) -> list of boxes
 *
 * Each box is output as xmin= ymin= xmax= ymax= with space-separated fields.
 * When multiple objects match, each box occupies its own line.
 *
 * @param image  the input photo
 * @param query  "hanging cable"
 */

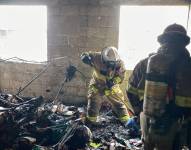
xmin=186 ymin=0 xmax=191 ymax=31
xmin=15 ymin=63 xmax=51 ymax=96
xmin=0 ymin=55 xmax=88 ymax=97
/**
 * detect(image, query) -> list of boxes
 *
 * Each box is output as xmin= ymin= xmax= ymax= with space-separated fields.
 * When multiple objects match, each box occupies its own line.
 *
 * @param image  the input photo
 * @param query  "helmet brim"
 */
xmin=157 ymin=32 xmax=190 ymax=46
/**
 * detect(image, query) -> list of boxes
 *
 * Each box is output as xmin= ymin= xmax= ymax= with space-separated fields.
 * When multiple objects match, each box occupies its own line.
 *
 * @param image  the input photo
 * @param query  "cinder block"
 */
xmin=48 ymin=6 xmax=61 ymax=16
xmin=66 ymin=0 xmax=88 ymax=5
xmin=78 ymin=36 xmax=87 ymax=47
xmin=79 ymin=15 xmax=88 ymax=27
xmin=60 ymin=6 xmax=79 ymax=16
xmin=48 ymin=34 xmax=70 ymax=46
xmin=87 ymin=6 xmax=119 ymax=16
xmin=79 ymin=6 xmax=88 ymax=15
xmin=86 ymin=36 xmax=105 ymax=48
xmin=88 ymin=0 xmax=100 ymax=5
xmin=48 ymin=16 xmax=80 ymax=35
xmin=87 ymin=27 xmax=117 ymax=38
xmin=88 ymin=16 xmax=117 ymax=28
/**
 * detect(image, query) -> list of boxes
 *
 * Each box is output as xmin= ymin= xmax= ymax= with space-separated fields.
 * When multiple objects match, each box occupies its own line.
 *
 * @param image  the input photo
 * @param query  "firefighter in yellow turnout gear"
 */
xmin=81 ymin=47 xmax=133 ymax=124
xmin=127 ymin=24 xmax=191 ymax=149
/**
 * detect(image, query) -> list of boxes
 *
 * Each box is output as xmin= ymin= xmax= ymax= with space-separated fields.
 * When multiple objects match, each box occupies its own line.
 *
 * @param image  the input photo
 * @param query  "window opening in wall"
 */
xmin=0 ymin=6 xmax=47 ymax=62
xmin=118 ymin=6 xmax=190 ymax=70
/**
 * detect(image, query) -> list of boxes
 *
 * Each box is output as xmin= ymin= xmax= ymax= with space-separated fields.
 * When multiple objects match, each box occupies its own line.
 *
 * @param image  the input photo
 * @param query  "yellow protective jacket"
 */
xmin=86 ymin=51 xmax=126 ymax=92
xmin=127 ymin=57 xmax=148 ymax=115
xmin=127 ymin=46 xmax=191 ymax=117
xmin=82 ymin=51 xmax=133 ymax=122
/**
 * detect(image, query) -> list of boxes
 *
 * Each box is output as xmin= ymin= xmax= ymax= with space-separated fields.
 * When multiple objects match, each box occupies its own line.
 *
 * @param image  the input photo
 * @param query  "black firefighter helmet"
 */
xmin=158 ymin=23 xmax=190 ymax=46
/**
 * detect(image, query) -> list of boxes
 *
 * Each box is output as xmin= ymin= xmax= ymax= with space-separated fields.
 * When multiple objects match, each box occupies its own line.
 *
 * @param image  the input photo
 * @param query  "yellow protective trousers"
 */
xmin=87 ymin=84 xmax=130 ymax=123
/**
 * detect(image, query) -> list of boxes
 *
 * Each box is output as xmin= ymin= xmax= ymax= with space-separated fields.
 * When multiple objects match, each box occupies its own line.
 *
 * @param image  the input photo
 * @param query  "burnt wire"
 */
xmin=34 ymin=123 xmax=78 ymax=150
xmin=53 ymin=77 xmax=67 ymax=103
xmin=52 ymin=121 xmax=79 ymax=149
xmin=0 ymin=56 xmax=88 ymax=96
xmin=15 ymin=63 xmax=50 ymax=96
xmin=0 ymin=56 xmax=48 ymax=64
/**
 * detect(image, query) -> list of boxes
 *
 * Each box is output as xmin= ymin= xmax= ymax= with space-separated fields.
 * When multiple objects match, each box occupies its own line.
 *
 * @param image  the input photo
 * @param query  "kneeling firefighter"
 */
xmin=80 ymin=47 xmax=134 ymax=125
xmin=141 ymin=24 xmax=191 ymax=150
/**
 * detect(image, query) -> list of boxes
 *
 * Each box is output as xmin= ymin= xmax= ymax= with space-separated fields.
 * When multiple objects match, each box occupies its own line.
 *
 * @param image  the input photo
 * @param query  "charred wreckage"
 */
xmin=0 ymin=64 xmax=142 ymax=150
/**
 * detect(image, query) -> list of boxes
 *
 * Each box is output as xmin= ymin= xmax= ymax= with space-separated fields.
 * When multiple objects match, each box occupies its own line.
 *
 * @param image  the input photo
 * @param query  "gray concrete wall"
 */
xmin=0 ymin=62 xmax=48 ymax=97
xmin=0 ymin=0 xmax=188 ymax=105
xmin=0 ymin=0 xmax=188 ymax=5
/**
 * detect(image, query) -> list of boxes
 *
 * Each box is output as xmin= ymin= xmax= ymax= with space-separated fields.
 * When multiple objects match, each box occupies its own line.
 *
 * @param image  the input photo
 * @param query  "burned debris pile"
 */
xmin=0 ymin=64 xmax=142 ymax=149
xmin=0 ymin=93 xmax=88 ymax=150
xmin=0 ymin=93 xmax=142 ymax=150
xmin=89 ymin=105 xmax=142 ymax=150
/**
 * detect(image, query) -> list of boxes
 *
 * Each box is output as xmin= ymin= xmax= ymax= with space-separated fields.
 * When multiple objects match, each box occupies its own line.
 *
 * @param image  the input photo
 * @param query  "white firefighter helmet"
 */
xmin=101 ymin=46 xmax=120 ymax=67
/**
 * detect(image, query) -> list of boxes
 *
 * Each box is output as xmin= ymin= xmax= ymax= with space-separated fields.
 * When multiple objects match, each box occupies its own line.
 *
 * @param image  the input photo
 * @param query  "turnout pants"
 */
xmin=87 ymin=83 xmax=130 ymax=123
xmin=140 ymin=112 xmax=181 ymax=150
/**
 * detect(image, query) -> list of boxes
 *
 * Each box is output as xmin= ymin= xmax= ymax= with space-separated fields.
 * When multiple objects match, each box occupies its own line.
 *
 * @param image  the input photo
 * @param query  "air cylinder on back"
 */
xmin=143 ymin=53 xmax=174 ymax=118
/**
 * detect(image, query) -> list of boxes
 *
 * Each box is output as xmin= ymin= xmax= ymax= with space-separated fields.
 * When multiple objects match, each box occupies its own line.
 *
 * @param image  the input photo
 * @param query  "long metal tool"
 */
xmin=15 ymin=63 xmax=50 ymax=96
xmin=52 ymin=65 xmax=77 ymax=104
xmin=53 ymin=77 xmax=67 ymax=104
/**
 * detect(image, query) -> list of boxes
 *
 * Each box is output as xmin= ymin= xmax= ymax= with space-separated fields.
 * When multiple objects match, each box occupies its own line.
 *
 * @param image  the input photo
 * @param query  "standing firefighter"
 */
xmin=127 ymin=57 xmax=148 ymax=116
xmin=128 ymin=24 xmax=191 ymax=150
xmin=80 ymin=47 xmax=133 ymax=125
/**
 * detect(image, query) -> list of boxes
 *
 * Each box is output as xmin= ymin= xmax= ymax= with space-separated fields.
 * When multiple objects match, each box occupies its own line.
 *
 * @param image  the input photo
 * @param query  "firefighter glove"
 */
xmin=125 ymin=116 xmax=139 ymax=135
xmin=81 ymin=52 xmax=92 ymax=66
xmin=113 ymin=76 xmax=122 ymax=84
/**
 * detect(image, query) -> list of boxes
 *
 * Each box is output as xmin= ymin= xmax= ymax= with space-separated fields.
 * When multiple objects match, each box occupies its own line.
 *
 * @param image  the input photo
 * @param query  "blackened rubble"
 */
xmin=0 ymin=93 xmax=142 ymax=150
xmin=89 ymin=104 xmax=142 ymax=150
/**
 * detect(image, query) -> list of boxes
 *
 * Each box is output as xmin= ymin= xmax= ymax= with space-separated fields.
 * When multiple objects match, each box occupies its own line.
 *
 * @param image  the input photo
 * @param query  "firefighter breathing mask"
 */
xmin=101 ymin=46 xmax=120 ymax=69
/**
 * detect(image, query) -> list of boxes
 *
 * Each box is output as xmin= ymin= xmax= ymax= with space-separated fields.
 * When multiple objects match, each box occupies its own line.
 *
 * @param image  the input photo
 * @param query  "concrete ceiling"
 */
xmin=0 ymin=0 xmax=189 ymax=6
xmin=119 ymin=0 xmax=189 ymax=5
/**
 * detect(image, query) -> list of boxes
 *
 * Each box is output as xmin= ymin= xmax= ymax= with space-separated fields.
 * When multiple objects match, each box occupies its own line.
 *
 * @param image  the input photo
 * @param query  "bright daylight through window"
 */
xmin=0 ymin=6 xmax=47 ymax=62
xmin=118 ymin=6 xmax=191 ymax=70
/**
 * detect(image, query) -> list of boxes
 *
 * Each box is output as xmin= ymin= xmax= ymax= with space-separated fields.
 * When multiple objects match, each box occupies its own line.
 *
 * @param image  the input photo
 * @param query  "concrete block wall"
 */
xmin=47 ymin=1 xmax=120 ymax=104
xmin=0 ymin=62 xmax=49 ymax=97
xmin=0 ymin=0 xmax=188 ymax=105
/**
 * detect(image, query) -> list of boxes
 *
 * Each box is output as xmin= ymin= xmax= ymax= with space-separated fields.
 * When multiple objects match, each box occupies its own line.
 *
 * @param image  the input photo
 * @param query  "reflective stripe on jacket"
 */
xmin=127 ymin=50 xmax=191 ymax=117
